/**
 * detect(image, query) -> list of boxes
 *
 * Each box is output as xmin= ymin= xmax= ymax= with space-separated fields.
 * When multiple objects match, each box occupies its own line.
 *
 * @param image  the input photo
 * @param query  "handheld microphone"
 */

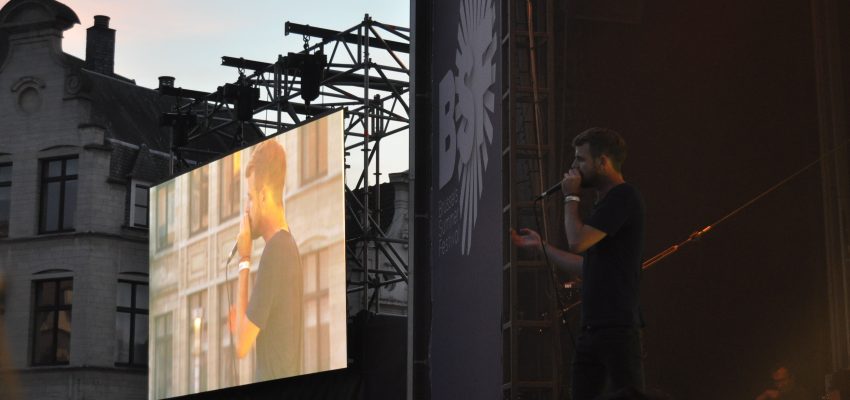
xmin=226 ymin=242 xmax=238 ymax=265
xmin=536 ymin=181 xmax=564 ymax=200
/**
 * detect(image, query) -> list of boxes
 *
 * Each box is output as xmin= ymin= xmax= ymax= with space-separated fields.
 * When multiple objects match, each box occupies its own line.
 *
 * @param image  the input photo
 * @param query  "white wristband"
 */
xmin=564 ymin=195 xmax=581 ymax=203
xmin=238 ymin=260 xmax=251 ymax=272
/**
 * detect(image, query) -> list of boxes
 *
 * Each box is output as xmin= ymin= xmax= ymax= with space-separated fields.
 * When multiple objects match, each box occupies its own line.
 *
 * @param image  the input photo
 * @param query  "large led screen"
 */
xmin=148 ymin=110 xmax=346 ymax=399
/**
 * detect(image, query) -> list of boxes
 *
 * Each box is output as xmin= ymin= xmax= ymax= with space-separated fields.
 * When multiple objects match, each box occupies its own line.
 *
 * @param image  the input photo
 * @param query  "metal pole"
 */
xmin=372 ymin=98 xmax=381 ymax=314
xmin=362 ymin=16 xmax=371 ymax=312
xmin=274 ymin=61 xmax=282 ymax=133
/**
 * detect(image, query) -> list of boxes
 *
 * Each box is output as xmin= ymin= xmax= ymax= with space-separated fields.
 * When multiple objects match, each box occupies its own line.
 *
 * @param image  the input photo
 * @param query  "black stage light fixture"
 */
xmin=219 ymin=81 xmax=260 ymax=122
xmin=285 ymin=51 xmax=327 ymax=104
xmin=301 ymin=51 xmax=326 ymax=103
xmin=160 ymin=112 xmax=197 ymax=148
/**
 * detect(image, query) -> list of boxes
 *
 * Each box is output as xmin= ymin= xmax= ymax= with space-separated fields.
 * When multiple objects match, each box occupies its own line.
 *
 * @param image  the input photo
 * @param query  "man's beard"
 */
xmin=579 ymin=169 xmax=595 ymax=188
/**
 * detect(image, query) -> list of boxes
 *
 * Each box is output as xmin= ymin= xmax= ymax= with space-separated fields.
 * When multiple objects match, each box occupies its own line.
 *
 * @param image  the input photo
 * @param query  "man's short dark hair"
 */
xmin=572 ymin=127 xmax=627 ymax=172
xmin=246 ymin=139 xmax=287 ymax=205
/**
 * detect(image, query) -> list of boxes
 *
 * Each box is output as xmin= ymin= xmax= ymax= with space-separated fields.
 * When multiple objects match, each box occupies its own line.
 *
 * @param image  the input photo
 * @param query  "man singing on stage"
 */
xmin=512 ymin=127 xmax=646 ymax=399
xmin=230 ymin=139 xmax=304 ymax=381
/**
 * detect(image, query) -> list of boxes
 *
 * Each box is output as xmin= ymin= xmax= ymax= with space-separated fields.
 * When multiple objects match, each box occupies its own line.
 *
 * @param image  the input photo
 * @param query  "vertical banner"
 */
xmin=430 ymin=0 xmax=502 ymax=398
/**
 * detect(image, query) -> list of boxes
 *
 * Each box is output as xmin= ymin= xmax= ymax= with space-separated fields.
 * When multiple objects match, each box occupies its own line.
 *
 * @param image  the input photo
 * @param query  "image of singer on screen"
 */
xmin=229 ymin=139 xmax=304 ymax=382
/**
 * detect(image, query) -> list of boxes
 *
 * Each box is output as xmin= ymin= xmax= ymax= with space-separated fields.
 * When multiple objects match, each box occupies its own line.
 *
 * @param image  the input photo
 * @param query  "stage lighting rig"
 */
xmin=218 ymin=76 xmax=260 ymax=122
xmin=159 ymin=111 xmax=197 ymax=148
xmin=283 ymin=51 xmax=327 ymax=104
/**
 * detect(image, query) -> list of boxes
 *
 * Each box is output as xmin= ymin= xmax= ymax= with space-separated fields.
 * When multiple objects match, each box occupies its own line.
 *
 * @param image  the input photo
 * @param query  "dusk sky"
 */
xmin=55 ymin=0 xmax=411 ymax=183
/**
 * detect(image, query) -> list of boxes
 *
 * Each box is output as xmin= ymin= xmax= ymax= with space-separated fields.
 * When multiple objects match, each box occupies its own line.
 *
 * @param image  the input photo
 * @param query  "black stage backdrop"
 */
xmin=553 ymin=0 xmax=832 ymax=398
xmin=429 ymin=0 xmax=503 ymax=398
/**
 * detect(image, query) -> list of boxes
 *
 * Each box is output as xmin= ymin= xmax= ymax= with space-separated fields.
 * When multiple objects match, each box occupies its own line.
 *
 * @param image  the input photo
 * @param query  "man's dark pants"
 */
xmin=570 ymin=326 xmax=645 ymax=400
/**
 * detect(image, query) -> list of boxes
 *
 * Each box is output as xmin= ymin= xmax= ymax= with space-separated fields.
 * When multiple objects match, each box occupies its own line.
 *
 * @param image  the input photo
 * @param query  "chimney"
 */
xmin=158 ymin=76 xmax=175 ymax=90
xmin=85 ymin=15 xmax=115 ymax=75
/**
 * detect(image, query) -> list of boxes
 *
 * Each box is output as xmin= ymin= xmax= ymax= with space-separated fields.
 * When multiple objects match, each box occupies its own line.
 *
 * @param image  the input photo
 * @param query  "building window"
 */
xmin=189 ymin=166 xmax=209 ymax=235
xmin=220 ymin=153 xmax=241 ymax=222
xmin=115 ymin=280 xmax=149 ymax=367
xmin=0 ymin=163 xmax=11 ymax=238
xmin=31 ymin=278 xmax=73 ymax=365
xmin=129 ymin=181 xmax=150 ymax=228
xmin=303 ymin=247 xmax=330 ymax=372
xmin=39 ymin=156 xmax=78 ymax=233
xmin=300 ymin=123 xmax=328 ymax=184
xmin=154 ymin=313 xmax=173 ymax=399
xmin=155 ymin=181 xmax=175 ymax=250
xmin=187 ymin=291 xmax=207 ymax=393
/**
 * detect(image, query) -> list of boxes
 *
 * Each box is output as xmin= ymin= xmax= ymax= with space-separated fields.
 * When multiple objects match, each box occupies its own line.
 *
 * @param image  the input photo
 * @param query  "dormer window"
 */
xmin=129 ymin=181 xmax=150 ymax=228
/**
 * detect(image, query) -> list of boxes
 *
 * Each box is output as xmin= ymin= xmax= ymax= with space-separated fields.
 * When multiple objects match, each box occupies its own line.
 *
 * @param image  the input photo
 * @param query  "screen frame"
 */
xmin=147 ymin=108 xmax=348 ymax=398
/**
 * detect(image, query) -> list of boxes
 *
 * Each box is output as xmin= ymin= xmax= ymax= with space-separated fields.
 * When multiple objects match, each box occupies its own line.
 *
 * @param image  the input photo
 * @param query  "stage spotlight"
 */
xmin=285 ymin=51 xmax=327 ymax=104
xmin=160 ymin=112 xmax=197 ymax=148
xmin=220 ymin=81 xmax=259 ymax=122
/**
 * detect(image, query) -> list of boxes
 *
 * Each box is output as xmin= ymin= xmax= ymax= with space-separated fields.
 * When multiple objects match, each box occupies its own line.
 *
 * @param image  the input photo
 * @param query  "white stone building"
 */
xmin=0 ymin=1 xmax=173 ymax=399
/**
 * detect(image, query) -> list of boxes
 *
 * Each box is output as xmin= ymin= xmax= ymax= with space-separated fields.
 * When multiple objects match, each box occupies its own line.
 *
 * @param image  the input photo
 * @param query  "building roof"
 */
xmin=108 ymin=142 xmax=171 ymax=185
xmin=1 ymin=0 xmax=268 ymax=182
xmin=82 ymin=69 xmax=173 ymax=152
xmin=84 ymin=69 xmax=269 ymax=182
xmin=346 ymin=180 xmax=400 ymax=238
xmin=0 ymin=0 xmax=80 ymax=34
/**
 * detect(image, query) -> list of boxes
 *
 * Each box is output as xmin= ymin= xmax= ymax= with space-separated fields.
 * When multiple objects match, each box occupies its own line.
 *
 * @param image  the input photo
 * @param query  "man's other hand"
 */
xmin=511 ymin=228 xmax=542 ymax=253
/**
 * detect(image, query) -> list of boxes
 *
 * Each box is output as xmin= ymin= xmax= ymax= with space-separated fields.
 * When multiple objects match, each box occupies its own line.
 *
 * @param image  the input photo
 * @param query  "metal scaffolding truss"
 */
xmin=503 ymin=0 xmax=565 ymax=398
xmin=158 ymin=14 xmax=410 ymax=313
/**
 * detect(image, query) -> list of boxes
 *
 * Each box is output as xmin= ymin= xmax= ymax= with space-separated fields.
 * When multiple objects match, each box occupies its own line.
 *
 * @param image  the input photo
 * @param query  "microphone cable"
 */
xmin=224 ymin=243 xmax=239 ymax=386
xmin=533 ymin=196 xmax=578 ymax=351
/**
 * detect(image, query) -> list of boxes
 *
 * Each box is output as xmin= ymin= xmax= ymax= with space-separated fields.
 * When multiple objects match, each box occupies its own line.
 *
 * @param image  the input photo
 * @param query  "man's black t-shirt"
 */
xmin=581 ymin=182 xmax=645 ymax=328
xmin=246 ymin=229 xmax=303 ymax=381
xmin=778 ymin=386 xmax=815 ymax=400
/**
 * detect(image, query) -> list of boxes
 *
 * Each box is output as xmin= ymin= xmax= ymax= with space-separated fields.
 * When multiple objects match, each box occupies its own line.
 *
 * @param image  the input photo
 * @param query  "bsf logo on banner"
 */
xmin=438 ymin=0 xmax=498 ymax=255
